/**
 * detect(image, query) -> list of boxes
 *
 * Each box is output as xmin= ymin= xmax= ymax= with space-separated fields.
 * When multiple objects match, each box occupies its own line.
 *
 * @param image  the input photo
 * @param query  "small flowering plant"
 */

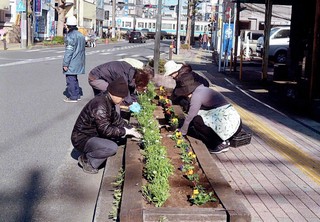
xmin=159 ymin=85 xmax=166 ymax=96
xmin=189 ymin=185 xmax=217 ymax=206
xmin=158 ymin=95 xmax=167 ymax=106
xmin=169 ymin=117 xmax=178 ymax=127
xmin=172 ymin=130 xmax=183 ymax=141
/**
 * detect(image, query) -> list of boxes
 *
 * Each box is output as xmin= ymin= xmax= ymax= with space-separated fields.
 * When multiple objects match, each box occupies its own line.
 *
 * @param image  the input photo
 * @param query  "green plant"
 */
xmin=43 ymin=36 xmax=65 ymax=45
xmin=189 ymin=185 xmax=217 ymax=206
xmin=136 ymin=82 xmax=174 ymax=207
xmin=181 ymin=43 xmax=190 ymax=50
xmin=148 ymin=58 xmax=166 ymax=74
xmin=109 ymin=168 xmax=125 ymax=221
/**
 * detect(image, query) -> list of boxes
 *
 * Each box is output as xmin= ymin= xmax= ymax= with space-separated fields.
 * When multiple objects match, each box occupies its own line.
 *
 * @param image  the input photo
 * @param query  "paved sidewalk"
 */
xmin=172 ymin=48 xmax=320 ymax=222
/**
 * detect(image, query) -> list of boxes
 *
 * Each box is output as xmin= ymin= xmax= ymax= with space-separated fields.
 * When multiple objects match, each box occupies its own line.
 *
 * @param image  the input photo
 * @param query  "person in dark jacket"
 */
xmin=71 ymin=77 xmax=142 ymax=174
xmin=88 ymin=59 xmax=153 ymax=105
xmin=63 ymin=16 xmax=86 ymax=103
xmin=174 ymin=73 xmax=242 ymax=154
xmin=164 ymin=60 xmax=209 ymax=112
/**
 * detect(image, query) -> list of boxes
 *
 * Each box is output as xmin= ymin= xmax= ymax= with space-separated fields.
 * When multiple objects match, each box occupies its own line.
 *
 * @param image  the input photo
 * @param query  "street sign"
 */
xmin=16 ymin=0 xmax=26 ymax=12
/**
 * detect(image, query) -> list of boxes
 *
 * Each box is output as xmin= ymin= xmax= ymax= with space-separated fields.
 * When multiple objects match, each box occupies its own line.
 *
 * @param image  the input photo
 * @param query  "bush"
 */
xmin=148 ymin=58 xmax=166 ymax=74
xmin=180 ymin=43 xmax=190 ymax=50
xmin=43 ymin=36 xmax=65 ymax=46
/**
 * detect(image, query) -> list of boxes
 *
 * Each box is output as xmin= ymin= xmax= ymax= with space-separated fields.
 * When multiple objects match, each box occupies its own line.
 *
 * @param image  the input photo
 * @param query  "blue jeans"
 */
xmin=66 ymin=75 xmax=80 ymax=100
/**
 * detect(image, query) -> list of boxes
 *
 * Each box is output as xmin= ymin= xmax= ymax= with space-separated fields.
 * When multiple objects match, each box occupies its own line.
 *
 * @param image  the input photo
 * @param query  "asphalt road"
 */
xmin=0 ymin=40 xmax=169 ymax=221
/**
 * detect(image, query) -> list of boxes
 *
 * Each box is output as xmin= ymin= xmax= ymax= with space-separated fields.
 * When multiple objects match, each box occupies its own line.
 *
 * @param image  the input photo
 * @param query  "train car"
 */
xmin=115 ymin=17 xmax=210 ymax=38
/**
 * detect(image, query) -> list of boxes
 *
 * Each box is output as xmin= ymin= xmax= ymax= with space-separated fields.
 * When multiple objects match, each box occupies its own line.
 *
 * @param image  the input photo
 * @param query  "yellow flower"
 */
xmin=159 ymin=95 xmax=164 ymax=100
xmin=165 ymin=98 xmax=170 ymax=104
xmin=175 ymin=131 xmax=182 ymax=138
xmin=187 ymin=169 xmax=194 ymax=175
xmin=192 ymin=154 xmax=196 ymax=159
xmin=188 ymin=151 xmax=193 ymax=156
xmin=193 ymin=189 xmax=199 ymax=195
xmin=177 ymin=139 xmax=183 ymax=145
xmin=160 ymin=86 xmax=164 ymax=91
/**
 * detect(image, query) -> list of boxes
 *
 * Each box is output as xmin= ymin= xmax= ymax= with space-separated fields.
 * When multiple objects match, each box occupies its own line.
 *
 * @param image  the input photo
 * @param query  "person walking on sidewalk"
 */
xmin=88 ymin=58 xmax=152 ymax=105
xmin=71 ymin=77 xmax=142 ymax=174
xmin=63 ymin=16 xmax=86 ymax=103
xmin=174 ymin=73 xmax=242 ymax=154
xmin=200 ymin=32 xmax=209 ymax=50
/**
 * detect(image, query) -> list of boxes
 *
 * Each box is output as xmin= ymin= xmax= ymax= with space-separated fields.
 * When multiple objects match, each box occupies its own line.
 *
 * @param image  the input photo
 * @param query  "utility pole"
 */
xmin=154 ymin=0 xmax=162 ymax=75
xmin=176 ymin=0 xmax=181 ymax=55
xmin=112 ymin=0 xmax=116 ymax=38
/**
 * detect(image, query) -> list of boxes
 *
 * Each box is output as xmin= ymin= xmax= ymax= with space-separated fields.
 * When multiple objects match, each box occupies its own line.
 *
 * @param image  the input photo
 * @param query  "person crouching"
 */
xmin=71 ymin=77 xmax=142 ymax=174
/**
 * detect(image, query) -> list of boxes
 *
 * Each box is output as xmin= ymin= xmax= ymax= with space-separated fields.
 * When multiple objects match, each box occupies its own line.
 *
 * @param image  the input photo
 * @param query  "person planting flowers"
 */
xmin=173 ymin=73 xmax=243 ymax=154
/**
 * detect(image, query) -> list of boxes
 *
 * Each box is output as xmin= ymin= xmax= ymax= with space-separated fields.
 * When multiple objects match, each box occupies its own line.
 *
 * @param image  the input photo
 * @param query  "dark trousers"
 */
xmin=83 ymin=137 xmax=119 ymax=169
xmin=189 ymin=115 xmax=242 ymax=149
xmin=66 ymin=75 xmax=80 ymax=100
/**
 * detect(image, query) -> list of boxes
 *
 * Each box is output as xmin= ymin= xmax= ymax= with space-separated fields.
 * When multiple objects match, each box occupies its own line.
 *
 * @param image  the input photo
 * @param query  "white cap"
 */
xmin=164 ymin=60 xmax=183 ymax=76
xmin=118 ymin=58 xmax=144 ymax=69
xmin=66 ymin=16 xmax=77 ymax=26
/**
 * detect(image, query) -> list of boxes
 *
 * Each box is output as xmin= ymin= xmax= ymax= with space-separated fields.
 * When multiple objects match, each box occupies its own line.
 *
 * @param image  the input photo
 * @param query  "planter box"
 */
xmin=120 ymin=136 xmax=251 ymax=222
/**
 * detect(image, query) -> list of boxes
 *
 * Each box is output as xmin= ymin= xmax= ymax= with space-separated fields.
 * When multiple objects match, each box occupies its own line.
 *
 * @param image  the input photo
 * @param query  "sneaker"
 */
xmin=77 ymin=98 xmax=81 ymax=101
xmin=78 ymin=155 xmax=98 ymax=174
xmin=63 ymin=97 xmax=78 ymax=103
xmin=209 ymin=140 xmax=230 ymax=154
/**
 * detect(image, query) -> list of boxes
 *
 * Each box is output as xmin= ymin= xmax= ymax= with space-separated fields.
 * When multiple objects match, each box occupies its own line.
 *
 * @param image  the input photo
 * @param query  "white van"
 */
xmin=240 ymin=30 xmax=264 ymax=57
xmin=256 ymin=26 xmax=290 ymax=63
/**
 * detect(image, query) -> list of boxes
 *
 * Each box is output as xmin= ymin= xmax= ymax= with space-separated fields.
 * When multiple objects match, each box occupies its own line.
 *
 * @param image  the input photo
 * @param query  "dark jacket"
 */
xmin=89 ymin=61 xmax=136 ymax=104
xmin=71 ymin=93 xmax=131 ymax=151
xmin=63 ymin=29 xmax=86 ymax=75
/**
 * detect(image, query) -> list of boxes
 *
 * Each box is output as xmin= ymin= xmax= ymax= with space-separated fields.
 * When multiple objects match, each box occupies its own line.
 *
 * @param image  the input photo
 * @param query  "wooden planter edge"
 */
xmin=188 ymin=137 xmax=252 ymax=222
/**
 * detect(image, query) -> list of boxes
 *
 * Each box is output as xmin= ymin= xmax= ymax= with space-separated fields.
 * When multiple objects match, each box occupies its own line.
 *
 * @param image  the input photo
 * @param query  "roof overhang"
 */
xmin=233 ymin=0 xmax=293 ymax=5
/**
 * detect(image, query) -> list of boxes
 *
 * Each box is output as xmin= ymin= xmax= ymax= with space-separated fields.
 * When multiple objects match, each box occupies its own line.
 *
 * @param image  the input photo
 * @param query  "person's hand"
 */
xmin=63 ymin=66 xmax=68 ymax=72
xmin=124 ymin=127 xmax=142 ymax=139
xmin=129 ymin=102 xmax=141 ymax=113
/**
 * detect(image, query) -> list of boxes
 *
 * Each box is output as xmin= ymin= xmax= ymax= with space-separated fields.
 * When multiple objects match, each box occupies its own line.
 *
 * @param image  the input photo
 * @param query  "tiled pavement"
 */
xmin=172 ymin=49 xmax=320 ymax=221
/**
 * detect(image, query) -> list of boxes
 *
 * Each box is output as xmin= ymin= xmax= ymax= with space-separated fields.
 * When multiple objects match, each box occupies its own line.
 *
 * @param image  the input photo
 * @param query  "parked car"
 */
xmin=128 ymin=31 xmax=147 ymax=43
xmin=240 ymin=29 xmax=264 ymax=57
xmin=256 ymin=26 xmax=290 ymax=63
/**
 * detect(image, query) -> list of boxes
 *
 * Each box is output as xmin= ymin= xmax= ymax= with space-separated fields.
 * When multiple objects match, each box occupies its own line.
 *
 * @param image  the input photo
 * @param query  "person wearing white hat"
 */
xmin=164 ymin=60 xmax=183 ymax=77
xmin=164 ymin=60 xmax=210 ymax=112
xmin=118 ymin=58 xmax=144 ymax=69
xmin=62 ymin=16 xmax=86 ymax=103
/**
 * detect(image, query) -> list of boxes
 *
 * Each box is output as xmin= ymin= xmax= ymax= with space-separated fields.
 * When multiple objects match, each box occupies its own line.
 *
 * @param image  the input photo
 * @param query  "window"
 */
xmin=162 ymin=23 xmax=172 ymax=29
xmin=274 ymin=29 xmax=290 ymax=39
xmin=137 ymin=22 xmax=144 ymax=29
xmin=124 ymin=22 xmax=131 ymax=28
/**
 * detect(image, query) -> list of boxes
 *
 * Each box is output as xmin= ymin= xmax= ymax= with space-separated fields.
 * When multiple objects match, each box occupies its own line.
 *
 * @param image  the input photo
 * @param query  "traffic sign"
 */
xmin=16 ymin=0 xmax=26 ymax=12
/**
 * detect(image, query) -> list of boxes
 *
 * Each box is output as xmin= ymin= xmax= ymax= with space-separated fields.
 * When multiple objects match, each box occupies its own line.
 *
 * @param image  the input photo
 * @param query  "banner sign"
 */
xmin=34 ymin=0 xmax=42 ymax=17
xmin=222 ymin=23 xmax=234 ymax=55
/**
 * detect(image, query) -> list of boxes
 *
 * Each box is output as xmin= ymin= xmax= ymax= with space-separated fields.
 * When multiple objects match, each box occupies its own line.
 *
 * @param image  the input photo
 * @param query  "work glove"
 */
xmin=129 ymin=102 xmax=141 ymax=113
xmin=124 ymin=127 xmax=142 ymax=139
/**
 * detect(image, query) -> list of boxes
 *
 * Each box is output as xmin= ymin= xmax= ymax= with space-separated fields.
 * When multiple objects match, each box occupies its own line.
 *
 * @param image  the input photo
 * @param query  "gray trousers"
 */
xmin=83 ymin=137 xmax=118 ymax=169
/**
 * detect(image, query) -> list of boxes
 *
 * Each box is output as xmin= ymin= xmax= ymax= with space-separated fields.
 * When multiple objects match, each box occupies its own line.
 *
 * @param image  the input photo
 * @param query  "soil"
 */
xmin=142 ymin=105 xmax=221 ymax=209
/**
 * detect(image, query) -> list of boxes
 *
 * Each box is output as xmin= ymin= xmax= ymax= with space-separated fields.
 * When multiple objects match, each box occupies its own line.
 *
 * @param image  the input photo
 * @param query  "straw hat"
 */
xmin=164 ymin=60 xmax=183 ymax=76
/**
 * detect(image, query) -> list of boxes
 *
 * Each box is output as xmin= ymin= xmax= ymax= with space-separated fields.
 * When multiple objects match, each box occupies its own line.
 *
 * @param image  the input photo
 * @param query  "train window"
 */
xmin=162 ymin=23 xmax=172 ymax=29
xmin=152 ymin=23 xmax=156 ymax=29
xmin=172 ymin=24 xmax=175 ymax=30
xmin=144 ymin=22 xmax=147 ymax=28
xmin=195 ymin=25 xmax=201 ymax=31
xmin=137 ymin=22 xmax=144 ymax=29
xmin=180 ymin=24 xmax=184 ymax=30
xmin=124 ymin=22 xmax=131 ymax=28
